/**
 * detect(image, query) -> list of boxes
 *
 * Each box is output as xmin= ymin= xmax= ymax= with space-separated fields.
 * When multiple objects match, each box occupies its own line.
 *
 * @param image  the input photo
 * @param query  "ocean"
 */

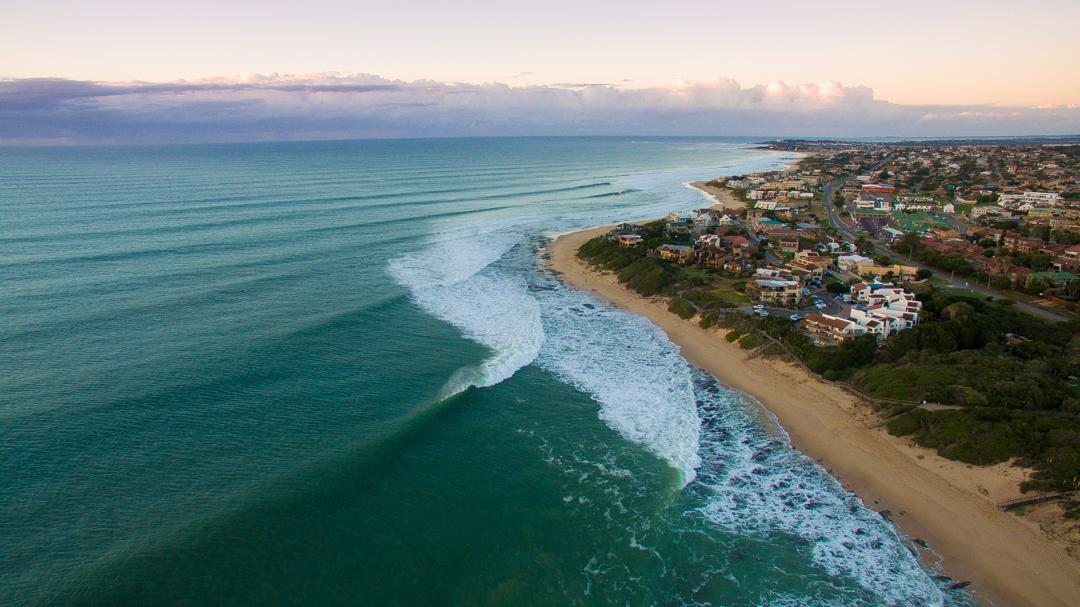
xmin=0 ymin=138 xmax=970 ymax=606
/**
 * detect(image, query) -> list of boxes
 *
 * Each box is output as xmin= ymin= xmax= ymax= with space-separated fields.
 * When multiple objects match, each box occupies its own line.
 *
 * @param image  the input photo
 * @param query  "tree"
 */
xmin=826 ymin=281 xmax=848 ymax=294
xmin=855 ymin=235 xmax=874 ymax=254
xmin=916 ymin=268 xmax=933 ymax=280
xmin=897 ymin=231 xmax=923 ymax=258
xmin=991 ymin=276 xmax=1012 ymax=290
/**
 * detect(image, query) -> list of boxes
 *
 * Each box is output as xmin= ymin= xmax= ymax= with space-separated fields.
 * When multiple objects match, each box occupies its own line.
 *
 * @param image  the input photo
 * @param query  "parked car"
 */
xmin=755 ymin=309 xmax=769 ymax=317
xmin=789 ymin=314 xmax=802 ymax=321
xmin=753 ymin=304 xmax=765 ymax=310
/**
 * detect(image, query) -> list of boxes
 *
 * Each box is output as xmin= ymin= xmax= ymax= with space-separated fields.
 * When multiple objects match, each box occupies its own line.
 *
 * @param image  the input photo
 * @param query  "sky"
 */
xmin=2 ymin=0 xmax=1079 ymax=144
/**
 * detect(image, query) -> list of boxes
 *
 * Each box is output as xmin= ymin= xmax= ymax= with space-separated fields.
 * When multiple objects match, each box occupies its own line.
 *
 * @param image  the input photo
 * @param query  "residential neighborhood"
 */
xmin=592 ymin=140 xmax=1077 ymax=347
xmin=570 ymin=140 xmax=1080 ymax=592
xmin=740 ymin=141 xmax=1079 ymax=311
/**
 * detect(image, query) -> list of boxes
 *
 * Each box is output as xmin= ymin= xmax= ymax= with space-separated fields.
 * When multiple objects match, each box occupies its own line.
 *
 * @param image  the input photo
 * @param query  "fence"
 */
xmin=724 ymin=311 xmax=955 ymax=423
xmin=998 ymin=491 xmax=1077 ymax=511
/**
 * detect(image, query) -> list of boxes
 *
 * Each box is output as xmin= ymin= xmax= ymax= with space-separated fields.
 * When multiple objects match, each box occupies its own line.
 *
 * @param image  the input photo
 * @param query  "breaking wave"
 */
xmin=384 ymin=142 xmax=955 ymax=604
xmin=532 ymin=272 xmax=702 ymax=485
xmin=689 ymin=372 xmax=946 ymax=606
xmin=388 ymin=224 xmax=543 ymax=396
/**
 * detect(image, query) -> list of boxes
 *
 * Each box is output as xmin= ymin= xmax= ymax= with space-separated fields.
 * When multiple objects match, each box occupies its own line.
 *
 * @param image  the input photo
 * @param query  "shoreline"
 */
xmin=686 ymin=180 xmax=743 ymax=210
xmin=545 ymin=221 xmax=1080 ymax=607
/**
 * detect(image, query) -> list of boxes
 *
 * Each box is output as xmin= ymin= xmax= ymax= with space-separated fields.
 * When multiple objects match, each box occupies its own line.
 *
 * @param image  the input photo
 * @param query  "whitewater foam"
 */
xmin=380 ymin=142 xmax=961 ymax=606
xmin=413 ymin=272 xmax=543 ymax=391
xmin=688 ymin=372 xmax=946 ymax=606
xmin=533 ymin=274 xmax=702 ymax=484
xmin=387 ymin=223 xmax=525 ymax=289
xmin=386 ymin=146 xmax=803 ymax=473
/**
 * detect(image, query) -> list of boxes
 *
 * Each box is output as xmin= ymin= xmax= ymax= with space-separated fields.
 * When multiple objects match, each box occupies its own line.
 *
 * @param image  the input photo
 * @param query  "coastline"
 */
xmin=687 ymin=180 xmax=743 ymax=210
xmin=545 ymin=221 xmax=1080 ymax=607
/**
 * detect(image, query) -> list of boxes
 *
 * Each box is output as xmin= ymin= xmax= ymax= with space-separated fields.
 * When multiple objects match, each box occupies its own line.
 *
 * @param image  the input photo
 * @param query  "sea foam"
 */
xmin=533 ymin=274 xmax=702 ymax=484
xmin=388 ymin=222 xmax=544 ymax=396
xmin=384 ymin=147 xmax=952 ymax=604
xmin=690 ymin=373 xmax=946 ymax=606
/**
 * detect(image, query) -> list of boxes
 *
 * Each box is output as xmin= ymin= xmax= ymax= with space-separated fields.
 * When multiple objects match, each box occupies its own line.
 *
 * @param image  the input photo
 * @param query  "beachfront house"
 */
xmin=664 ymin=217 xmax=693 ymax=238
xmin=716 ymin=214 xmax=738 ymax=227
xmin=847 ymin=282 xmax=922 ymax=337
xmin=748 ymin=277 xmax=802 ymax=308
xmin=802 ymin=313 xmax=867 ymax=345
xmin=607 ymin=226 xmax=644 ymax=248
xmin=693 ymin=210 xmax=717 ymax=227
xmin=657 ymin=244 xmax=693 ymax=264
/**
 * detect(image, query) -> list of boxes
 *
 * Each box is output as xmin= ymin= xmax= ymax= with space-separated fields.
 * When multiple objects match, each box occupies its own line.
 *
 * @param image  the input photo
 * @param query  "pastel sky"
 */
xmin=3 ymin=0 xmax=1079 ymax=144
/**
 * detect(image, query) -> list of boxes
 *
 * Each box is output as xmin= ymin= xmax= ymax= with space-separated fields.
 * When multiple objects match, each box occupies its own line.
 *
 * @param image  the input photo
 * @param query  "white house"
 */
xmin=837 ymin=254 xmax=874 ymax=272
xmin=881 ymin=226 xmax=905 ymax=241
xmin=693 ymin=210 xmax=717 ymax=226
xmin=847 ymin=283 xmax=922 ymax=337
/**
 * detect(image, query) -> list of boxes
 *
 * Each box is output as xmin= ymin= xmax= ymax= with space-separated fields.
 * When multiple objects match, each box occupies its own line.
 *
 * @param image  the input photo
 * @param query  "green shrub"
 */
xmin=668 ymin=297 xmax=695 ymax=319
xmin=738 ymin=334 xmax=764 ymax=350
xmin=887 ymin=412 xmax=922 ymax=436
xmin=581 ymin=232 xmax=1080 ymax=496
xmin=826 ymin=280 xmax=848 ymax=294
xmin=699 ymin=311 xmax=720 ymax=329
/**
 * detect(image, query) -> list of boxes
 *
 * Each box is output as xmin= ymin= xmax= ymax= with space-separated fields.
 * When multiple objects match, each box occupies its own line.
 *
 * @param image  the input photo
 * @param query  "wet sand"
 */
xmin=547 ymin=224 xmax=1080 ymax=607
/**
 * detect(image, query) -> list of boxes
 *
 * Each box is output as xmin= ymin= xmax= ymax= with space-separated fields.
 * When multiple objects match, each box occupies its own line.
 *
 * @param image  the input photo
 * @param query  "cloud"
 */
xmin=0 ymin=73 xmax=1076 ymax=145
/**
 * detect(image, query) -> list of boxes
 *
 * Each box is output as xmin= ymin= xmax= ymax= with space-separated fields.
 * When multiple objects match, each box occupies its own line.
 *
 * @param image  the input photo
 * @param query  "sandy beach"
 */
xmin=546 ymin=222 xmax=1080 ymax=607
xmin=687 ymin=180 xmax=742 ymax=210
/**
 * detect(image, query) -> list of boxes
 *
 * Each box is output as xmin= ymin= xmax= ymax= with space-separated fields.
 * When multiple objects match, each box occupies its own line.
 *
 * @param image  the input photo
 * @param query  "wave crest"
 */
xmin=534 ymin=276 xmax=702 ymax=484
xmin=389 ymin=225 xmax=543 ymax=395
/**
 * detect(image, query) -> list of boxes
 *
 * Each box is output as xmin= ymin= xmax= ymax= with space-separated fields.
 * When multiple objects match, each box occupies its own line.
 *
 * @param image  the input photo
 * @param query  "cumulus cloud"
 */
xmin=0 ymin=73 xmax=1076 ymax=145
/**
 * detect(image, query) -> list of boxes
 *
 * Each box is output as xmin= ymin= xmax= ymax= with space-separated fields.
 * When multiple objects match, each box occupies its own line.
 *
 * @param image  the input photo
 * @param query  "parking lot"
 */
xmin=742 ymin=285 xmax=854 ymax=322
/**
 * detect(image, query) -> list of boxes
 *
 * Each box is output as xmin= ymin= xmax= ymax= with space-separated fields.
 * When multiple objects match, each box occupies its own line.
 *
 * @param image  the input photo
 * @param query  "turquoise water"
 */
xmin=1 ymin=138 xmax=968 ymax=606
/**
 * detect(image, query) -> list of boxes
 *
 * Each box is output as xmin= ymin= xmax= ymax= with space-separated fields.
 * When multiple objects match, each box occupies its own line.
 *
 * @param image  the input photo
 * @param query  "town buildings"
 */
xmin=748 ymin=277 xmax=802 ymax=308
xmin=802 ymin=313 xmax=866 ymax=344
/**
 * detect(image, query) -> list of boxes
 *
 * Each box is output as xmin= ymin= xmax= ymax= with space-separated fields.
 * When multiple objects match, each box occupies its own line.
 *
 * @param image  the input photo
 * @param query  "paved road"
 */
xmin=873 ymin=244 xmax=1067 ymax=321
xmin=813 ymin=287 xmax=847 ymax=315
xmin=741 ymin=305 xmax=797 ymax=318
xmin=822 ymin=181 xmax=855 ymax=240
xmin=820 ymin=174 xmax=1066 ymax=322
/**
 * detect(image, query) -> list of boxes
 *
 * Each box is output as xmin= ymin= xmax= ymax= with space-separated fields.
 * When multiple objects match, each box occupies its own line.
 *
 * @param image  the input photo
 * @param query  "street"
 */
xmin=819 ymin=174 xmax=1066 ymax=322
